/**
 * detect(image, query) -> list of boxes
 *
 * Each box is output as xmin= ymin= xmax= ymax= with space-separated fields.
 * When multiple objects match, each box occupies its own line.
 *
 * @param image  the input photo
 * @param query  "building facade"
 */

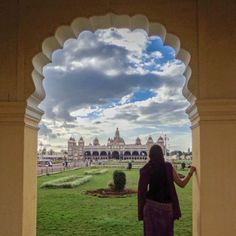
xmin=68 ymin=128 xmax=165 ymax=160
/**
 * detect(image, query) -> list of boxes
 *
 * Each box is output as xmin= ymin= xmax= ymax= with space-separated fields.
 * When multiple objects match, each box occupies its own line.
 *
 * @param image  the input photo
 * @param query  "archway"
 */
xmin=33 ymin=14 xmax=193 ymax=235
xmin=112 ymin=151 xmax=120 ymax=160
xmin=140 ymin=151 xmax=147 ymax=159
xmin=124 ymin=151 xmax=131 ymax=156
xmin=100 ymin=151 xmax=107 ymax=156
xmin=132 ymin=151 xmax=139 ymax=156
xmin=1 ymin=2 xmax=236 ymax=236
xmin=84 ymin=151 xmax=91 ymax=159
xmin=92 ymin=151 xmax=99 ymax=160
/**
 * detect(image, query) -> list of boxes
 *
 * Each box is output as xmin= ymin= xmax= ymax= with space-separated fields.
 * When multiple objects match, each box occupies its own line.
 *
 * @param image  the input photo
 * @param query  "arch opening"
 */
xmin=34 ymin=13 xmax=194 ymax=236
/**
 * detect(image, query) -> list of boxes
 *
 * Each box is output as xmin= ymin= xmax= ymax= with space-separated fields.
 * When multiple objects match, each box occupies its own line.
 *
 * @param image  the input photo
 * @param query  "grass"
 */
xmin=37 ymin=168 xmax=192 ymax=236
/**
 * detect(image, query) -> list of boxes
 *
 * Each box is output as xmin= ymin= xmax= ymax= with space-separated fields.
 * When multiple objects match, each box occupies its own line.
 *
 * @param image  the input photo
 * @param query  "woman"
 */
xmin=138 ymin=144 xmax=196 ymax=236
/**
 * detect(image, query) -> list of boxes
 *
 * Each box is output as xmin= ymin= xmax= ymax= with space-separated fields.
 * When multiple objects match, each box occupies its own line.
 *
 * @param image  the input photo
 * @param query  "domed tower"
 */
xmin=146 ymin=136 xmax=154 ymax=154
xmin=78 ymin=137 xmax=84 ymax=147
xmin=113 ymin=128 xmax=125 ymax=145
xmin=157 ymin=136 xmax=165 ymax=154
xmin=136 ymin=137 xmax=142 ymax=145
xmin=68 ymin=137 xmax=76 ymax=157
xmin=93 ymin=137 xmax=100 ymax=146
xmin=78 ymin=137 xmax=85 ymax=160
xmin=146 ymin=136 xmax=154 ymax=146
xmin=115 ymin=127 xmax=120 ymax=138
xmin=114 ymin=128 xmax=120 ymax=143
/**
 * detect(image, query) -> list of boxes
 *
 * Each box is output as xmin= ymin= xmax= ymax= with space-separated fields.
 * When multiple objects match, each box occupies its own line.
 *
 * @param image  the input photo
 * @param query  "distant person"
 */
xmin=85 ymin=160 xmax=89 ymax=167
xmin=127 ymin=161 xmax=132 ymax=170
xmin=138 ymin=144 xmax=196 ymax=236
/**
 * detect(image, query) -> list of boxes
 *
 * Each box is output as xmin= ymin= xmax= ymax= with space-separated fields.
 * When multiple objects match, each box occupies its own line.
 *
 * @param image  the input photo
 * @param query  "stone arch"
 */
xmin=112 ymin=151 xmax=119 ymax=159
xmin=132 ymin=151 xmax=139 ymax=156
xmin=84 ymin=151 xmax=91 ymax=156
xmin=140 ymin=151 xmax=147 ymax=156
xmin=100 ymin=151 xmax=107 ymax=156
xmin=124 ymin=151 xmax=131 ymax=156
xmin=29 ymin=13 xmax=195 ymax=112
xmin=92 ymin=151 xmax=99 ymax=156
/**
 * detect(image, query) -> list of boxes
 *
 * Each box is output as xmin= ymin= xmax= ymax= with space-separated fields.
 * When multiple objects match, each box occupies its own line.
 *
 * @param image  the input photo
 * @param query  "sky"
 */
xmin=38 ymin=28 xmax=191 ymax=152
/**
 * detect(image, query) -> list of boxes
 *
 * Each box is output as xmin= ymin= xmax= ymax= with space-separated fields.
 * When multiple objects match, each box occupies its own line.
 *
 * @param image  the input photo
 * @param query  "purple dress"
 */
xmin=138 ymin=162 xmax=181 ymax=236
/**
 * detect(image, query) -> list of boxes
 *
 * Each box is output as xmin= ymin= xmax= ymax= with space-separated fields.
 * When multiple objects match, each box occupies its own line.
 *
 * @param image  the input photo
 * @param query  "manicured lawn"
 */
xmin=37 ymin=168 xmax=192 ymax=236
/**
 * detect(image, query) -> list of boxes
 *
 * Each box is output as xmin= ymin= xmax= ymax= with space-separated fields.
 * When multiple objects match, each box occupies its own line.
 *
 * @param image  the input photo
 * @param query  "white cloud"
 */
xmin=150 ymin=51 xmax=163 ymax=59
xmin=39 ymin=28 xmax=191 ymax=151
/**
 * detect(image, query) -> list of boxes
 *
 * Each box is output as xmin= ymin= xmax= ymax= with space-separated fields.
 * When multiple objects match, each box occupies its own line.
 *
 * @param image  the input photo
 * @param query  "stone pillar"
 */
xmin=0 ymin=102 xmax=42 ymax=236
xmin=187 ymin=99 xmax=236 ymax=236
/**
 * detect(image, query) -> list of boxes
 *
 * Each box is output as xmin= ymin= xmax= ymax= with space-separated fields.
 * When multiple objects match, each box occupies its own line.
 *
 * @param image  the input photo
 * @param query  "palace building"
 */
xmin=68 ymin=128 xmax=166 ymax=160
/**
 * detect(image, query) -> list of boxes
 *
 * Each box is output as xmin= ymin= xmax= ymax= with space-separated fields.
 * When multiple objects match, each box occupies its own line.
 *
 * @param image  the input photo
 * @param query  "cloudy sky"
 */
xmin=38 ymin=28 xmax=191 ymax=152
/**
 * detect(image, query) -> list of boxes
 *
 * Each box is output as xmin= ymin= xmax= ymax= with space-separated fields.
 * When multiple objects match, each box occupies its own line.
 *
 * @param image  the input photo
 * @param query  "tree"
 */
xmin=42 ymin=148 xmax=47 ymax=155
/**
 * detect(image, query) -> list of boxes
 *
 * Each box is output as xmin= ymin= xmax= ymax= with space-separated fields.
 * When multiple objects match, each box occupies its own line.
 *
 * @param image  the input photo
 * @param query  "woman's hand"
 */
xmin=173 ymin=165 xmax=196 ymax=188
xmin=189 ymin=166 xmax=196 ymax=175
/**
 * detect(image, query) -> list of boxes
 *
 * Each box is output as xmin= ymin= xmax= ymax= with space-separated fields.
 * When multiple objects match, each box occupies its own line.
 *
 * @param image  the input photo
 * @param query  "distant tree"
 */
xmin=181 ymin=162 xmax=186 ymax=170
xmin=48 ymin=149 xmax=55 ymax=155
xmin=61 ymin=150 xmax=68 ymax=155
xmin=42 ymin=148 xmax=47 ymax=155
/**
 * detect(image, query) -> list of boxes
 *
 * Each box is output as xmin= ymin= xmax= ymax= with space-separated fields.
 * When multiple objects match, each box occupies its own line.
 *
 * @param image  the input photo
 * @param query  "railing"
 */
xmin=37 ymin=161 xmax=84 ymax=176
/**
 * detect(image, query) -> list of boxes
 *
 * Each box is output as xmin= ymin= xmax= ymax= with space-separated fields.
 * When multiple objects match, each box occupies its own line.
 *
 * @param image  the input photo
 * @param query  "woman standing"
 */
xmin=138 ymin=144 xmax=196 ymax=236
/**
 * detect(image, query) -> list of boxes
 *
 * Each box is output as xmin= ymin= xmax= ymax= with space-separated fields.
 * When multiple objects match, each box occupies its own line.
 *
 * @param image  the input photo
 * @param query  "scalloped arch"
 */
xmin=30 ymin=13 xmax=195 ymax=111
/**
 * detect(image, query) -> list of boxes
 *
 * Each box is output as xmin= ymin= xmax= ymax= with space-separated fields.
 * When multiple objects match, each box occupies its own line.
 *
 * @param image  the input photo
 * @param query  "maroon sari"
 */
xmin=138 ymin=162 xmax=181 ymax=236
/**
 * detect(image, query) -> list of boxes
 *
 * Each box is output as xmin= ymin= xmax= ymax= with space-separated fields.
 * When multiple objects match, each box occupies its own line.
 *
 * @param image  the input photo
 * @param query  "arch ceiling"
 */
xmin=30 ymin=13 xmax=195 ymax=115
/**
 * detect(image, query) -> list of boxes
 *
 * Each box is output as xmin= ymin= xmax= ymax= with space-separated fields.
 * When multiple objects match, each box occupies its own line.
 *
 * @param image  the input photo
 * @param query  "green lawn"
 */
xmin=37 ymin=168 xmax=192 ymax=236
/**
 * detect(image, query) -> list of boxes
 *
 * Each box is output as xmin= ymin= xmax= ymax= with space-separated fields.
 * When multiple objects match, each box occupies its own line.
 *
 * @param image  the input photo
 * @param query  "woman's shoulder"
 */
xmin=140 ymin=162 xmax=152 ymax=173
xmin=165 ymin=161 xmax=173 ymax=170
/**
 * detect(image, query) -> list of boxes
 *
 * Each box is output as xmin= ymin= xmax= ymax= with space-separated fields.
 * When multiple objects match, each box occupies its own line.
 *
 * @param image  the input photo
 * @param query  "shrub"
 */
xmin=41 ymin=175 xmax=92 ymax=188
xmin=113 ymin=170 xmax=126 ymax=192
xmin=84 ymin=169 xmax=108 ymax=175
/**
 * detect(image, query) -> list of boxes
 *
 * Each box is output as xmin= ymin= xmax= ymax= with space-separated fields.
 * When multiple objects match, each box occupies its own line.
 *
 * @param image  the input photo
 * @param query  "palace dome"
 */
xmin=93 ymin=137 xmax=100 ymax=146
xmin=136 ymin=137 xmax=141 ymax=145
xmin=146 ymin=136 xmax=154 ymax=145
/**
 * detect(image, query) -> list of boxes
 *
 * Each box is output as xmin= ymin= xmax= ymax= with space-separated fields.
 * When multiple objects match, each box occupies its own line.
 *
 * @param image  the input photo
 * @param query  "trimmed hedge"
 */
xmin=84 ymin=169 xmax=108 ymax=175
xmin=113 ymin=170 xmax=126 ymax=192
xmin=41 ymin=175 xmax=92 ymax=188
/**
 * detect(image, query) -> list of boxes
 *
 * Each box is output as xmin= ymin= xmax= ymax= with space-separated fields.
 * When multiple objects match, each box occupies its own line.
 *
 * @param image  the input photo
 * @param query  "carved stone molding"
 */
xmin=186 ymin=99 xmax=236 ymax=127
xmin=0 ymin=102 xmax=43 ymax=128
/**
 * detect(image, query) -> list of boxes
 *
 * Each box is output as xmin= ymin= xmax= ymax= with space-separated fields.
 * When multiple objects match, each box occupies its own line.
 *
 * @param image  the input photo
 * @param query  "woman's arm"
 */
xmin=173 ymin=166 xmax=196 ymax=188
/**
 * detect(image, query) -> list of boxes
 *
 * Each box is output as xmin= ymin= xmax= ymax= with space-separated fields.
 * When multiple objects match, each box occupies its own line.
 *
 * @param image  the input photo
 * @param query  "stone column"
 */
xmin=0 ymin=101 xmax=42 ymax=236
xmin=187 ymin=99 xmax=236 ymax=236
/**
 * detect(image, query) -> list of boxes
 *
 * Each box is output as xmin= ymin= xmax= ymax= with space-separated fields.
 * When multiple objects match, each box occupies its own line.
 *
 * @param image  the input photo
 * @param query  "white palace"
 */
xmin=68 ymin=128 xmax=166 ymax=160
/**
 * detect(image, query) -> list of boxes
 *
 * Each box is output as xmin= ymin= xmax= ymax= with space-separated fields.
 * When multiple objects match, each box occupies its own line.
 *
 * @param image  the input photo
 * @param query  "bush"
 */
xmin=41 ymin=175 xmax=92 ymax=188
xmin=181 ymin=162 xmax=186 ymax=170
xmin=84 ymin=169 xmax=108 ymax=175
xmin=113 ymin=170 xmax=126 ymax=192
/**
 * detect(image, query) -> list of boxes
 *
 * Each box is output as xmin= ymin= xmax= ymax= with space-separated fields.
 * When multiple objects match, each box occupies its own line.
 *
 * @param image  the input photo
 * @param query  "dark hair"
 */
xmin=149 ymin=144 xmax=164 ymax=166
xmin=147 ymin=144 xmax=171 ymax=202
